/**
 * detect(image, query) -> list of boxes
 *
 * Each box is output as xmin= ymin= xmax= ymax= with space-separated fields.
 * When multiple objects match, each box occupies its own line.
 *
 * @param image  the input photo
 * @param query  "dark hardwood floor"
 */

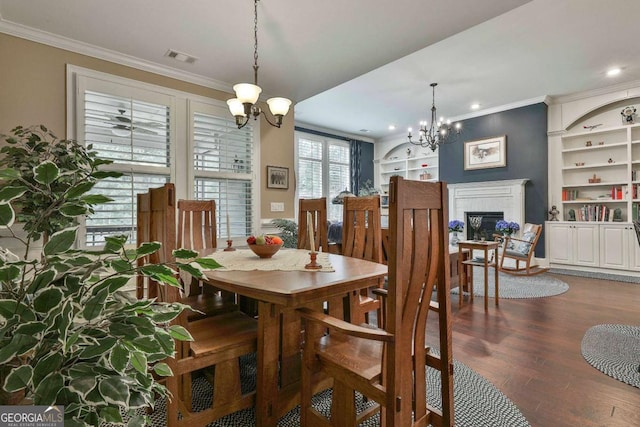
xmin=429 ymin=273 xmax=640 ymax=427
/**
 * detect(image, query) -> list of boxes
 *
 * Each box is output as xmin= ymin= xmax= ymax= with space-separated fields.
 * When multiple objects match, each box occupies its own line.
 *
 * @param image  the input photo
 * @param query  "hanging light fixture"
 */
xmin=227 ymin=0 xmax=292 ymax=129
xmin=407 ymin=83 xmax=461 ymax=151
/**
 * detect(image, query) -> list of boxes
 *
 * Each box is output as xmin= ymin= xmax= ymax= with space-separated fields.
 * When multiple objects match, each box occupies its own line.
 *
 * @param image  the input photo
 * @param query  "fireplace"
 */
xmin=465 ymin=211 xmax=504 ymax=240
xmin=448 ymin=179 xmax=528 ymax=236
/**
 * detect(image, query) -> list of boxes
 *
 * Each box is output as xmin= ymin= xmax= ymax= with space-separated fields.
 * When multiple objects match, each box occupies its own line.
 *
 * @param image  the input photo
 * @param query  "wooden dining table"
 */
xmin=200 ymin=248 xmax=388 ymax=427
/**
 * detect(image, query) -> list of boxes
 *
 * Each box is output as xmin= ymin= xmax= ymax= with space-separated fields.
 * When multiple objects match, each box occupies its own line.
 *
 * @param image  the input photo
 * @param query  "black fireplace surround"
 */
xmin=465 ymin=211 xmax=504 ymax=240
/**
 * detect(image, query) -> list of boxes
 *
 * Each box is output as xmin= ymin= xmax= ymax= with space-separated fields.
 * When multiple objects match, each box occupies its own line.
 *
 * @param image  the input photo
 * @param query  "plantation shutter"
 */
xmin=82 ymin=89 xmax=172 ymax=246
xmin=295 ymin=133 xmax=350 ymax=222
xmin=298 ymin=138 xmax=323 ymax=199
xmin=192 ymin=110 xmax=254 ymax=239
xmin=328 ymin=141 xmax=350 ymax=222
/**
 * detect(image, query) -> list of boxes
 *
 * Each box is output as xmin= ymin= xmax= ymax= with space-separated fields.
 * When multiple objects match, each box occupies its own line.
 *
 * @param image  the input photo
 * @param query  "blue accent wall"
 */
xmin=359 ymin=142 xmax=375 ymax=188
xmin=439 ymin=103 xmax=548 ymax=256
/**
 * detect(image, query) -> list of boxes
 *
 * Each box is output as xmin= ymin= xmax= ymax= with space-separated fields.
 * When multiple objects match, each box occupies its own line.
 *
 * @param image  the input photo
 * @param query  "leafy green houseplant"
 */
xmin=0 ymin=126 xmax=216 ymax=426
xmin=270 ymin=218 xmax=298 ymax=248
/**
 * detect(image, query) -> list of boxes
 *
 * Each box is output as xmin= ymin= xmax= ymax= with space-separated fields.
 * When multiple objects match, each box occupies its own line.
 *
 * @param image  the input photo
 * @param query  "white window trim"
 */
xmin=66 ymin=65 xmax=261 ymax=247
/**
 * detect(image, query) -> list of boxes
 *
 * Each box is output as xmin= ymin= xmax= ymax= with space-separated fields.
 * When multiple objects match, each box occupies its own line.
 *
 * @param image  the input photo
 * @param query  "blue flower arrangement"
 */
xmin=448 ymin=219 xmax=464 ymax=233
xmin=496 ymin=220 xmax=520 ymax=234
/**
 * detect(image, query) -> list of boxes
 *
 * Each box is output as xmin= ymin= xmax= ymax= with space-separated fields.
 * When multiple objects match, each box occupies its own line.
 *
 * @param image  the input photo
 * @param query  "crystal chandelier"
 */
xmin=227 ymin=0 xmax=292 ymax=129
xmin=407 ymin=83 xmax=461 ymax=151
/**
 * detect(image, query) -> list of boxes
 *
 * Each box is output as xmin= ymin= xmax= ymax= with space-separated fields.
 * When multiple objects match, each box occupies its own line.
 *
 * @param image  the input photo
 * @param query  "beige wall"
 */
xmin=0 ymin=33 xmax=295 ymax=220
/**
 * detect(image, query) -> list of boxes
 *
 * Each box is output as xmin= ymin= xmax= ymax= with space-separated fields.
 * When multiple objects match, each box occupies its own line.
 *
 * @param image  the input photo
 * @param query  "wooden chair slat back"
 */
xmin=136 ymin=192 xmax=151 ymax=300
xmin=386 ymin=176 xmax=452 ymax=426
xmin=298 ymin=197 xmax=329 ymax=252
xmin=136 ymin=183 xmax=178 ymax=303
xmin=342 ymin=195 xmax=383 ymax=263
xmin=177 ymin=199 xmax=217 ymax=251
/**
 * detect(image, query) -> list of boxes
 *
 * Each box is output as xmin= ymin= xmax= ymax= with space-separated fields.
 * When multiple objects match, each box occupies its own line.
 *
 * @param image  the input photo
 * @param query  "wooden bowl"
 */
xmin=248 ymin=243 xmax=283 ymax=258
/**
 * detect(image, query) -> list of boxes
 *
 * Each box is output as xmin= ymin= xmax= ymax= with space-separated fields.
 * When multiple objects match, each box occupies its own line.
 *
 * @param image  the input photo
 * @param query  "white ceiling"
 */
xmin=2 ymin=0 xmax=640 ymax=140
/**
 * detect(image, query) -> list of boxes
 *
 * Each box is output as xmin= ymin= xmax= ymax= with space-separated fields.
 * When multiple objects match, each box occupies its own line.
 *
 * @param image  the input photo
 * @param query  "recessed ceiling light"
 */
xmin=359 ymin=129 xmax=370 ymax=133
xmin=388 ymin=125 xmax=396 ymax=130
xmin=470 ymin=103 xmax=480 ymax=110
xmin=607 ymin=68 xmax=621 ymax=77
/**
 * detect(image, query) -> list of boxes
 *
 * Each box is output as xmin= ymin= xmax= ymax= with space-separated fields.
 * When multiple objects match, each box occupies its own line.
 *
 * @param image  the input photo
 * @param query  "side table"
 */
xmin=458 ymin=240 xmax=500 ymax=310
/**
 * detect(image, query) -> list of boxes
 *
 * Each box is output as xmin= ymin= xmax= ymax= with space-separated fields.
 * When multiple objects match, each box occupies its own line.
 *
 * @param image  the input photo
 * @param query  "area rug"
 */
xmin=581 ymin=324 xmax=640 ymax=388
xmin=133 ymin=352 xmax=529 ymax=427
xmin=550 ymin=268 xmax=640 ymax=284
xmin=452 ymin=268 xmax=569 ymax=299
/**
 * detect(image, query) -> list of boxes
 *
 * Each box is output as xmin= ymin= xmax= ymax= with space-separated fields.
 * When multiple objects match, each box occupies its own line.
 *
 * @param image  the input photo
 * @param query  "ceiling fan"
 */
xmin=109 ymin=109 xmax=164 ymax=136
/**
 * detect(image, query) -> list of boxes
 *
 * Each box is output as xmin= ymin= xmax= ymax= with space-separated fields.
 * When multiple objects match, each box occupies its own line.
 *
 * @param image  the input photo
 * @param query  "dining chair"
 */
xmin=177 ymin=199 xmax=238 ymax=319
xmin=298 ymin=176 xmax=454 ymax=426
xmin=498 ymin=223 xmax=548 ymax=275
xmin=298 ymin=197 xmax=329 ymax=252
xmin=341 ymin=195 xmax=383 ymax=326
xmin=137 ymin=184 xmax=258 ymax=426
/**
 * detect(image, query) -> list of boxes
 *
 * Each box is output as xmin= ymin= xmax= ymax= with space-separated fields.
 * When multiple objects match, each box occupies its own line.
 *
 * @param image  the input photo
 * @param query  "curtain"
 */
xmin=350 ymin=140 xmax=362 ymax=195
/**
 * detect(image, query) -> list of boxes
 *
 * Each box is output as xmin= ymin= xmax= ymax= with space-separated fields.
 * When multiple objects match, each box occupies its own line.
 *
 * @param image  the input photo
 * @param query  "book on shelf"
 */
xmin=575 ymin=204 xmax=620 ymax=222
xmin=562 ymin=189 xmax=580 ymax=201
xmin=609 ymin=185 xmax=627 ymax=200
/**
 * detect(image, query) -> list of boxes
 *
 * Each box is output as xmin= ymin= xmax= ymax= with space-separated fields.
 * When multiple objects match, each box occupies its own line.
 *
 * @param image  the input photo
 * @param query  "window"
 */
xmin=70 ymin=67 xmax=259 ymax=247
xmin=79 ymin=83 xmax=173 ymax=246
xmin=296 ymin=132 xmax=350 ymax=222
xmin=191 ymin=102 xmax=255 ymax=238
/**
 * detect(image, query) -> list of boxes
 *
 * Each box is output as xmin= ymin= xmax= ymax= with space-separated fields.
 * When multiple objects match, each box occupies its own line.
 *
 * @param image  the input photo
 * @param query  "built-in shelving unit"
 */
xmin=374 ymin=148 xmax=439 ymax=228
xmin=559 ymin=123 xmax=640 ymax=222
xmin=547 ymin=86 xmax=640 ymax=276
xmin=378 ymin=153 xmax=439 ymax=202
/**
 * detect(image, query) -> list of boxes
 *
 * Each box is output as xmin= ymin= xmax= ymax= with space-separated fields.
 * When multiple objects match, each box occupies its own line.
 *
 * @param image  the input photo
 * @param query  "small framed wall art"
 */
xmin=464 ymin=135 xmax=507 ymax=170
xmin=267 ymin=165 xmax=289 ymax=189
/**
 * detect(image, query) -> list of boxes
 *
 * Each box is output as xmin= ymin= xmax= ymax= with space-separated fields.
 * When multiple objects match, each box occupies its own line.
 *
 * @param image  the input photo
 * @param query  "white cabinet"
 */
xmin=599 ymin=223 xmax=640 ymax=271
xmin=547 ymin=222 xmax=599 ymax=267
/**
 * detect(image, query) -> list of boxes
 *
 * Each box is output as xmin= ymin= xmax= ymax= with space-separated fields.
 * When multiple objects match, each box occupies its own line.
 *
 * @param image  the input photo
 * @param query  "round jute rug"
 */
xmin=581 ymin=324 xmax=640 ymax=388
xmin=452 ymin=268 xmax=569 ymax=299
xmin=120 ymin=352 xmax=529 ymax=426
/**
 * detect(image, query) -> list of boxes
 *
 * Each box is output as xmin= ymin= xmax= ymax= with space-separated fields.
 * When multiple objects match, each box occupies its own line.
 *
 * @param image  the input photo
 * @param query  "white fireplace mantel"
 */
xmin=448 ymin=179 xmax=529 ymax=230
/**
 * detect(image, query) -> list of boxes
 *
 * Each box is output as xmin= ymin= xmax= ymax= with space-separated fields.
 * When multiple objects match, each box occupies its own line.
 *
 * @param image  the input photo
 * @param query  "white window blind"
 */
xmin=85 ymin=174 xmax=169 ymax=246
xmin=82 ymin=89 xmax=171 ymax=246
xmin=192 ymin=110 xmax=254 ymax=238
xmin=328 ymin=142 xmax=350 ymax=222
xmin=296 ymin=133 xmax=350 ymax=222
xmin=298 ymin=138 xmax=323 ymax=199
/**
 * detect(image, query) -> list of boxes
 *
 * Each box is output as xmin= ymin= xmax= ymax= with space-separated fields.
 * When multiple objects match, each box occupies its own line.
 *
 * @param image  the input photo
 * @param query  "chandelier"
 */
xmin=227 ymin=0 xmax=292 ymax=129
xmin=407 ymin=83 xmax=461 ymax=151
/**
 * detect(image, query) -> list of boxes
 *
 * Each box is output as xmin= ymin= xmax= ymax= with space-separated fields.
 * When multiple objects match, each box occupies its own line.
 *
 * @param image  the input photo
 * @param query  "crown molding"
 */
xmin=295 ymin=121 xmax=375 ymax=144
xmin=382 ymin=95 xmax=549 ymax=142
xmin=448 ymin=95 xmax=549 ymax=122
xmin=548 ymin=79 xmax=640 ymax=105
xmin=0 ymin=17 xmax=234 ymax=94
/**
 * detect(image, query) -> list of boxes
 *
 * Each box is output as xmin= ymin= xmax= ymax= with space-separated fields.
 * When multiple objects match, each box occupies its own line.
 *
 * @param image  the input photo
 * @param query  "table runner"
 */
xmin=202 ymin=248 xmax=335 ymax=272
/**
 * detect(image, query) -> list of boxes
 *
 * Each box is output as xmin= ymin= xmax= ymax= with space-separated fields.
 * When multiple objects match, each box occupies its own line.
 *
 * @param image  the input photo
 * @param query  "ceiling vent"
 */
xmin=165 ymin=49 xmax=198 ymax=64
